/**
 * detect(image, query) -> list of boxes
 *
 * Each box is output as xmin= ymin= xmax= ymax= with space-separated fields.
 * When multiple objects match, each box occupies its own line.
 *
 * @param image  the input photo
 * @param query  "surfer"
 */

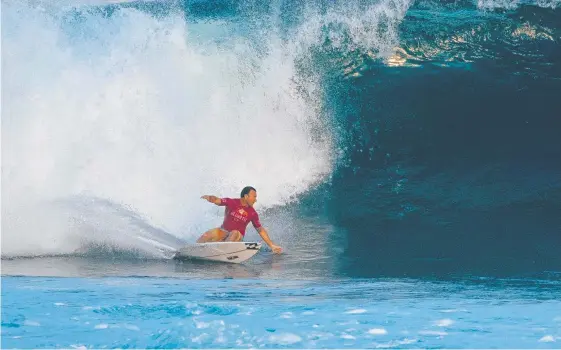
xmin=197 ymin=186 xmax=283 ymax=254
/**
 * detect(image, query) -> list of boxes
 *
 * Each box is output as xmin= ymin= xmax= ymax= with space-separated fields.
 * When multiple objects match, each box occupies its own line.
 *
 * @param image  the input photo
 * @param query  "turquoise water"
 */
xmin=2 ymin=275 xmax=560 ymax=348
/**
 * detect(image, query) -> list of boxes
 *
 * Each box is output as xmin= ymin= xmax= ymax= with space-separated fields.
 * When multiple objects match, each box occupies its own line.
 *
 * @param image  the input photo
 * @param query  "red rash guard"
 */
xmin=219 ymin=198 xmax=262 ymax=236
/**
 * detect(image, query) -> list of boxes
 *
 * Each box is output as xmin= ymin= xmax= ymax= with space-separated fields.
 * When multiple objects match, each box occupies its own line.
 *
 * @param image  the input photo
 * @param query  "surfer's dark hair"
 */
xmin=240 ymin=186 xmax=256 ymax=198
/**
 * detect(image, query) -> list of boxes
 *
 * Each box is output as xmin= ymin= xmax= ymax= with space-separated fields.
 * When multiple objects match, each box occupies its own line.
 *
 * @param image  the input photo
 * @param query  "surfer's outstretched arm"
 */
xmin=257 ymin=227 xmax=282 ymax=254
xmin=201 ymin=195 xmax=222 ymax=205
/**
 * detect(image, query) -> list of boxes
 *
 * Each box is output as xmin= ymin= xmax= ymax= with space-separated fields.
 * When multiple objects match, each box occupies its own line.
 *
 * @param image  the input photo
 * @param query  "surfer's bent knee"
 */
xmin=197 ymin=228 xmax=228 ymax=243
xmin=226 ymin=230 xmax=243 ymax=242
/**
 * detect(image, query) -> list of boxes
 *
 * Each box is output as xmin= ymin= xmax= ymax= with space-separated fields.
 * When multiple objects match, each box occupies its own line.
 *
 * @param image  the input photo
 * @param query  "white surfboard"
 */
xmin=172 ymin=242 xmax=262 ymax=264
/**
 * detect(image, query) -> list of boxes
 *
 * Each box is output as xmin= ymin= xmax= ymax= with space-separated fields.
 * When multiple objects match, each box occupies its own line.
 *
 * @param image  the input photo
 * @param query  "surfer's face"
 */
xmin=245 ymin=190 xmax=257 ymax=207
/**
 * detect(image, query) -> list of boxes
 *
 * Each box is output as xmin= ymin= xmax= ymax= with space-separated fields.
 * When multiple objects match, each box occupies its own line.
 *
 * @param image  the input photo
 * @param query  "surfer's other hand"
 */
xmin=271 ymin=244 xmax=283 ymax=254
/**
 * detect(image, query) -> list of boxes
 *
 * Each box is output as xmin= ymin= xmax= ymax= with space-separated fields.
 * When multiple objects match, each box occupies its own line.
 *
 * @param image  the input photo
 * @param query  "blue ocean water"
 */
xmin=3 ymin=276 xmax=561 ymax=348
xmin=2 ymin=0 xmax=561 ymax=348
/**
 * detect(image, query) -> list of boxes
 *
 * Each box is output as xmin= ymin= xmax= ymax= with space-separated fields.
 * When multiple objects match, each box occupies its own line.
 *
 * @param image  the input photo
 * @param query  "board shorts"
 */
xmin=219 ymin=227 xmax=243 ymax=238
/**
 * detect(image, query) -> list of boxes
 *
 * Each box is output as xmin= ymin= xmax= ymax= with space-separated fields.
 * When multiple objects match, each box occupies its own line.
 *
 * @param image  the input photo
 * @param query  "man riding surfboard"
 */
xmin=197 ymin=186 xmax=283 ymax=254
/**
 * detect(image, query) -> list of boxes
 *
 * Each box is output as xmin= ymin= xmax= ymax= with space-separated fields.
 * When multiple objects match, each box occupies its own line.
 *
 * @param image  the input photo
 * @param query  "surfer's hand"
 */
xmin=270 ymin=244 xmax=283 ymax=254
xmin=201 ymin=195 xmax=214 ymax=203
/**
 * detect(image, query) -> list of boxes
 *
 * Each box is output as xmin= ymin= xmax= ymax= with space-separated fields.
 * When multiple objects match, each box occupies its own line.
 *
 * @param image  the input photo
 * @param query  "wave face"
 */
xmin=3 ymin=0 xmax=560 ymax=275
xmin=321 ymin=0 xmax=561 ymax=275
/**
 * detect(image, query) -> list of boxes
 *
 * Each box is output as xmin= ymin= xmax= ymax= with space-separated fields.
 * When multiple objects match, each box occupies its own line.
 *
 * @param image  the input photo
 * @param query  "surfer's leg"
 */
xmin=225 ymin=230 xmax=243 ymax=242
xmin=196 ymin=228 xmax=228 ymax=243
